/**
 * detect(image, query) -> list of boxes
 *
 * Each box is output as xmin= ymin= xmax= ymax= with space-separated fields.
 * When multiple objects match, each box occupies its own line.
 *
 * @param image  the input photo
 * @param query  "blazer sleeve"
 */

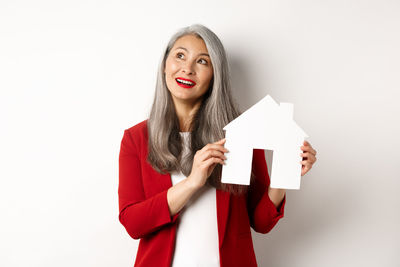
xmin=246 ymin=149 xmax=286 ymax=234
xmin=118 ymin=129 xmax=180 ymax=240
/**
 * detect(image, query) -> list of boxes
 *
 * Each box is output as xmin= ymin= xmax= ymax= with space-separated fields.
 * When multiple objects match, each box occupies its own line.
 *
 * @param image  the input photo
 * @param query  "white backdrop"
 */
xmin=1 ymin=0 xmax=399 ymax=266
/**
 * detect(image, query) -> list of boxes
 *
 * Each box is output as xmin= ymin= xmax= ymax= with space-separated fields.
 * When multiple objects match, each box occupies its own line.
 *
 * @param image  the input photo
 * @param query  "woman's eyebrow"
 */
xmin=175 ymin=46 xmax=210 ymax=57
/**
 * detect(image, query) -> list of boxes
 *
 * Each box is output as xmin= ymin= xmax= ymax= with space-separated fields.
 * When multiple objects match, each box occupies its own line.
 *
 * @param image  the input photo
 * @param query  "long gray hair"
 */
xmin=147 ymin=24 xmax=252 ymax=195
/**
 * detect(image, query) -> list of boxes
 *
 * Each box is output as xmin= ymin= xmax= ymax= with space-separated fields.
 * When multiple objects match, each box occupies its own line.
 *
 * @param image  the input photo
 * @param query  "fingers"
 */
xmin=301 ymin=164 xmax=311 ymax=176
xmin=300 ymin=152 xmax=317 ymax=164
xmin=203 ymin=156 xmax=225 ymax=168
xmin=301 ymin=141 xmax=317 ymax=156
xmin=195 ymin=138 xmax=228 ymax=165
xmin=300 ymin=159 xmax=313 ymax=166
xmin=301 ymin=145 xmax=316 ymax=156
xmin=300 ymin=150 xmax=315 ymax=176
xmin=213 ymin=138 xmax=226 ymax=145
xmin=300 ymin=142 xmax=316 ymax=176
xmin=197 ymin=149 xmax=227 ymax=162
xmin=200 ymin=140 xmax=229 ymax=154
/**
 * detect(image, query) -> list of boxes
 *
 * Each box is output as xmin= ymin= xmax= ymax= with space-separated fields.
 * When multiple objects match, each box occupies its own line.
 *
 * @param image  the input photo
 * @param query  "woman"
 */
xmin=118 ymin=24 xmax=317 ymax=267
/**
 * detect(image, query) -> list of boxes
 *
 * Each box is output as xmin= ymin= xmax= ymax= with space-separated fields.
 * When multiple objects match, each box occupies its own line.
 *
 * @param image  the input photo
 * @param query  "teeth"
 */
xmin=176 ymin=78 xmax=194 ymax=85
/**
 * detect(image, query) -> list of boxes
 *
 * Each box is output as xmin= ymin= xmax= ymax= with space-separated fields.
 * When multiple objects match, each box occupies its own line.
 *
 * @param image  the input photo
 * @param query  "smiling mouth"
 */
xmin=175 ymin=78 xmax=196 ymax=88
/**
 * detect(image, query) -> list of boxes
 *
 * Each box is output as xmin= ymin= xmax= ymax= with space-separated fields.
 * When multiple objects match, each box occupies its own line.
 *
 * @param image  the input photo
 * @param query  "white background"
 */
xmin=1 ymin=0 xmax=399 ymax=266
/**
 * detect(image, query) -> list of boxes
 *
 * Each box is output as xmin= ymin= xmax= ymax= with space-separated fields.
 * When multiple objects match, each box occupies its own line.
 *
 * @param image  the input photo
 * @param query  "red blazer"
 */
xmin=118 ymin=120 xmax=286 ymax=267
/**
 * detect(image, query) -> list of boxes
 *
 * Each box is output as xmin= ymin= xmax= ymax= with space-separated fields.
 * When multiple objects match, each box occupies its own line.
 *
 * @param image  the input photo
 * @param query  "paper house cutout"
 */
xmin=221 ymin=95 xmax=308 ymax=189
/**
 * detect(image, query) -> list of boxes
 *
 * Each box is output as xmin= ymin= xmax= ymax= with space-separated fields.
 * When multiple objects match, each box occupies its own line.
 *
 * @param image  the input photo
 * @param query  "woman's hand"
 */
xmin=187 ymin=138 xmax=228 ymax=189
xmin=300 ymin=140 xmax=317 ymax=176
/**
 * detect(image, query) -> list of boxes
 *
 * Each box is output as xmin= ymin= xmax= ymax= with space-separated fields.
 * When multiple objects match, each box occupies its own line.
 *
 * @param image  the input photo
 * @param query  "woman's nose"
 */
xmin=181 ymin=61 xmax=195 ymax=75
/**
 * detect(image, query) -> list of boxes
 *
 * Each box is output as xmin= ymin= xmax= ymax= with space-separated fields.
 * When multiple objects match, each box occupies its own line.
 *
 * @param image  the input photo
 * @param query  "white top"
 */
xmin=170 ymin=132 xmax=220 ymax=267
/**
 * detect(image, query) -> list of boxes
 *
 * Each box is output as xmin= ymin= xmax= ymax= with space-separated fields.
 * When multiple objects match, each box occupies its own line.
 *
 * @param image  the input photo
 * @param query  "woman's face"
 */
xmin=164 ymin=34 xmax=214 ymax=106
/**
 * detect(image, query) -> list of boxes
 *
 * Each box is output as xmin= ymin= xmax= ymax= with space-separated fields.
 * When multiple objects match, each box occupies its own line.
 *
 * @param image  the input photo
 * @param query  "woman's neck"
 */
xmin=173 ymin=99 xmax=202 ymax=132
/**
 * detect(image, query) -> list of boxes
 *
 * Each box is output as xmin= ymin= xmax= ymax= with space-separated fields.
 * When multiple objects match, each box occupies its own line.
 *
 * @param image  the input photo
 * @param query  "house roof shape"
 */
xmin=224 ymin=95 xmax=308 ymax=139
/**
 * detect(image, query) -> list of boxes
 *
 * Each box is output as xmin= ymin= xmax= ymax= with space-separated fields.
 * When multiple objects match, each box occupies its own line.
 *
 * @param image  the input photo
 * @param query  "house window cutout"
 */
xmin=265 ymin=149 xmax=273 ymax=179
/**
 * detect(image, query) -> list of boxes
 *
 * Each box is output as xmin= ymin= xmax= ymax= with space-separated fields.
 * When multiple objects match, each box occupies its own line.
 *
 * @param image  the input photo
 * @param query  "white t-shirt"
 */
xmin=170 ymin=132 xmax=220 ymax=267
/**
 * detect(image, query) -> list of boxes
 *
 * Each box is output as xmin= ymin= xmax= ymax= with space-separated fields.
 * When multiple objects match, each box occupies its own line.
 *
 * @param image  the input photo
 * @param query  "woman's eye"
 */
xmin=198 ymin=59 xmax=207 ymax=65
xmin=176 ymin=53 xmax=184 ymax=59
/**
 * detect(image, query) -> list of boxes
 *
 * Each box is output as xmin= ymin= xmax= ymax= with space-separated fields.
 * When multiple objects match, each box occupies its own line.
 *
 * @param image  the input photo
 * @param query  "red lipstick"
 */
xmin=175 ymin=77 xmax=196 ymax=88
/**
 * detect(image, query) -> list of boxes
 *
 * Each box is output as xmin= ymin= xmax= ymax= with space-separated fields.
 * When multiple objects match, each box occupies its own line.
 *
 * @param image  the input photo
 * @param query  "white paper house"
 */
xmin=221 ymin=95 xmax=308 ymax=189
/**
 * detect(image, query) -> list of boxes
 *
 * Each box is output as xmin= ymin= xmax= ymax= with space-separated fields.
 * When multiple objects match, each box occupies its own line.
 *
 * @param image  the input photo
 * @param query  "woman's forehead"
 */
xmin=172 ymin=35 xmax=209 ymax=55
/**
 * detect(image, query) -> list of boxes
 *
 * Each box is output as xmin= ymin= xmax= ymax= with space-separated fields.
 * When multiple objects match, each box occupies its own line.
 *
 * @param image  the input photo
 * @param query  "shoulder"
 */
xmin=123 ymin=119 xmax=149 ymax=149
xmin=126 ymin=119 xmax=148 ymax=137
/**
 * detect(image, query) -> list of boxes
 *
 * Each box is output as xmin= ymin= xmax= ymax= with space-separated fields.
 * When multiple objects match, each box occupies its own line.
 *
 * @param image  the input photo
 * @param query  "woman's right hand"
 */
xmin=187 ymin=138 xmax=228 ymax=189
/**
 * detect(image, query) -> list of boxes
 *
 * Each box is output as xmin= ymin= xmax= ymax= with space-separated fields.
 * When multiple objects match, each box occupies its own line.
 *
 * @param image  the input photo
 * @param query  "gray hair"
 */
xmin=147 ymin=24 xmax=252 ymax=195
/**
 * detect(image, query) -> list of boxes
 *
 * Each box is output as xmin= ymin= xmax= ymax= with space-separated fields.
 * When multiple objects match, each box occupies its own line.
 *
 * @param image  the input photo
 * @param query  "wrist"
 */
xmin=268 ymin=187 xmax=286 ymax=195
xmin=185 ymin=176 xmax=202 ymax=191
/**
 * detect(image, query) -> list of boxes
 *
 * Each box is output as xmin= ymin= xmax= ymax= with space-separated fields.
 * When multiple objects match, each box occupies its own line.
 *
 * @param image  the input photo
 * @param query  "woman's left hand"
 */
xmin=300 ymin=140 xmax=317 ymax=176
